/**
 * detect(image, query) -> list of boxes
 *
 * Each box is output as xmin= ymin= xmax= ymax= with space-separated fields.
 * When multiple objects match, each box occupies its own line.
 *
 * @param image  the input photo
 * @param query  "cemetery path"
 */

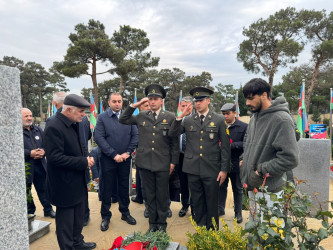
xmin=30 ymin=180 xmax=333 ymax=250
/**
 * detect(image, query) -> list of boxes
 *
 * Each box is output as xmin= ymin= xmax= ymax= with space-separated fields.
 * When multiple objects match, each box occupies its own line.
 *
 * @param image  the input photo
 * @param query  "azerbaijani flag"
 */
xmin=330 ymin=90 xmax=333 ymax=110
xmin=51 ymin=104 xmax=57 ymax=116
xmin=133 ymin=88 xmax=139 ymax=115
xmin=235 ymin=91 xmax=240 ymax=119
xmin=162 ymin=99 xmax=166 ymax=111
xmin=47 ymin=102 xmax=51 ymax=118
xmin=90 ymin=93 xmax=97 ymax=131
xmin=176 ymin=90 xmax=182 ymax=116
xmin=297 ymin=83 xmax=308 ymax=136
xmin=100 ymin=100 xmax=104 ymax=114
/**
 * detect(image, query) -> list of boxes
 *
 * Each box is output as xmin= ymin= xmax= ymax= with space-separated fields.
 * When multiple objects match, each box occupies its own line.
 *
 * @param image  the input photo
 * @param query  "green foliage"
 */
xmin=311 ymin=108 xmax=321 ymax=123
xmin=186 ymin=217 xmax=247 ymax=250
xmin=0 ymin=56 xmax=68 ymax=117
xmin=211 ymin=84 xmax=237 ymax=112
xmin=121 ymin=231 xmax=171 ymax=250
xmin=237 ymin=7 xmax=305 ymax=86
xmin=243 ymin=178 xmax=333 ymax=249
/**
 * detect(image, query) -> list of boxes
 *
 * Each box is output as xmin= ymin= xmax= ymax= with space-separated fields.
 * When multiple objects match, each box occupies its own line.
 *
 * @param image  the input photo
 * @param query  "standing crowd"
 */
xmin=23 ymin=78 xmax=299 ymax=250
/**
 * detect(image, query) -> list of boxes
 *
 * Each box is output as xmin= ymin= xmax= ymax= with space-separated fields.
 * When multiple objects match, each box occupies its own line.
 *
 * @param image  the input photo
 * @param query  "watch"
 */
xmin=126 ymin=152 xmax=131 ymax=155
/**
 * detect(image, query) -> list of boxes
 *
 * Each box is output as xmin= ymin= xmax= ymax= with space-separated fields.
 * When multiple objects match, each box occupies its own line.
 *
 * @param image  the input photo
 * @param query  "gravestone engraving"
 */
xmin=294 ymin=138 xmax=331 ymax=213
xmin=0 ymin=66 xmax=29 ymax=249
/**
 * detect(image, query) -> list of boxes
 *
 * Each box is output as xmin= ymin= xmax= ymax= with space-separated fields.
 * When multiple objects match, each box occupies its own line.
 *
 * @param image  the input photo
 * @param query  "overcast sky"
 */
xmin=0 ymin=0 xmax=331 ymax=95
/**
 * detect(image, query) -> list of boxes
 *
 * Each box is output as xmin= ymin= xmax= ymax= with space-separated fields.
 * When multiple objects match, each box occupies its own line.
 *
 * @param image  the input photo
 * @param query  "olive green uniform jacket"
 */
xmin=119 ymin=106 xmax=179 ymax=171
xmin=169 ymin=110 xmax=231 ymax=177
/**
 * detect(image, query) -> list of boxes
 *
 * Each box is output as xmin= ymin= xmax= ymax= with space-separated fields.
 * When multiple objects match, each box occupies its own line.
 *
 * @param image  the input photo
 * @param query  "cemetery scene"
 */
xmin=1 ymin=1 xmax=333 ymax=249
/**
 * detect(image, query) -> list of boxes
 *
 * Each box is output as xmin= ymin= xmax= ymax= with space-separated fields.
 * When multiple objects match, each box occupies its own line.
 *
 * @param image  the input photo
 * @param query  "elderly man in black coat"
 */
xmin=44 ymin=94 xmax=96 ymax=250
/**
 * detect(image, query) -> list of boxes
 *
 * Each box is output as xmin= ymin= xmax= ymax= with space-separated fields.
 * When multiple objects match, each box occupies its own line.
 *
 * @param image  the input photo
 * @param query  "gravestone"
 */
xmin=293 ymin=138 xmax=331 ymax=213
xmin=0 ymin=66 xmax=29 ymax=249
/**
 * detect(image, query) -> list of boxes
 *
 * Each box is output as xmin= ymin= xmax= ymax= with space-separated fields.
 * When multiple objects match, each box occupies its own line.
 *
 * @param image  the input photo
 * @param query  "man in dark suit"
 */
xmin=94 ymin=93 xmax=138 ymax=232
xmin=46 ymin=92 xmax=92 ymax=226
xmin=169 ymin=87 xmax=231 ymax=230
xmin=44 ymin=94 xmax=96 ymax=250
xmin=119 ymin=84 xmax=179 ymax=233
xmin=22 ymin=108 xmax=55 ymax=218
xmin=219 ymin=103 xmax=247 ymax=223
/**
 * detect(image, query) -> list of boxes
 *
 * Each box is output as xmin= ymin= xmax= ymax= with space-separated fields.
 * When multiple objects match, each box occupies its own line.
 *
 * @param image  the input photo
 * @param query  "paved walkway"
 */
xmin=30 ymin=180 xmax=333 ymax=250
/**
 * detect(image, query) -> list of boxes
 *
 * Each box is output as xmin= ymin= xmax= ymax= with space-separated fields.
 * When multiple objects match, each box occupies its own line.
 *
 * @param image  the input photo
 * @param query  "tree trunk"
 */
xmin=91 ymin=57 xmax=99 ymax=113
xmin=39 ymin=90 xmax=43 ymax=119
xmin=305 ymin=54 xmax=323 ymax=112
xmin=119 ymin=76 xmax=124 ymax=95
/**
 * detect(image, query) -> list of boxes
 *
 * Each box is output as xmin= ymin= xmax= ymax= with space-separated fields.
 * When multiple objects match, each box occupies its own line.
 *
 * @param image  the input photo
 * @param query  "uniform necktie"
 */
xmin=200 ymin=115 xmax=205 ymax=124
xmin=153 ymin=112 xmax=157 ymax=121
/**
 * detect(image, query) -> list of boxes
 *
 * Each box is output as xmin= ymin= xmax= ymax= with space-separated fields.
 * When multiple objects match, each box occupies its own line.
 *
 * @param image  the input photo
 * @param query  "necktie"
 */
xmin=153 ymin=112 xmax=157 ymax=121
xmin=115 ymin=113 xmax=119 ymax=120
xmin=200 ymin=115 xmax=205 ymax=125
xmin=181 ymin=133 xmax=187 ymax=152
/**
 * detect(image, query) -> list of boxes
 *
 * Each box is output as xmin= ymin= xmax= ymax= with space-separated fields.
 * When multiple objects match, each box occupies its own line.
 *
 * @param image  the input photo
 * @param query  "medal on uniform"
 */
xmin=35 ymin=136 xmax=40 ymax=140
xmin=189 ymin=125 xmax=193 ymax=131
xmin=209 ymin=133 xmax=214 ymax=139
xmin=163 ymin=131 xmax=167 ymax=136
xmin=209 ymin=122 xmax=216 ymax=128
xmin=161 ymin=119 xmax=168 ymax=125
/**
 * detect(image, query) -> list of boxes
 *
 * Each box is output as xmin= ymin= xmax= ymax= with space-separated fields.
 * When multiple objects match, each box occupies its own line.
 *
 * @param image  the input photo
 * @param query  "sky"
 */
xmin=0 ymin=0 xmax=331 ymax=95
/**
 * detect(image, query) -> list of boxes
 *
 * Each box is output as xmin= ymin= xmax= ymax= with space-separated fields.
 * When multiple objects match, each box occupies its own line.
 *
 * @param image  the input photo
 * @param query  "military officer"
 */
xmin=169 ymin=87 xmax=231 ymax=230
xmin=119 ymin=84 xmax=179 ymax=233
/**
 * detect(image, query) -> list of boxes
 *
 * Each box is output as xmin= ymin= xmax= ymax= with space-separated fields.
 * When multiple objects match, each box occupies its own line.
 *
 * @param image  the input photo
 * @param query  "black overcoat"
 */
xmin=43 ymin=112 xmax=88 ymax=207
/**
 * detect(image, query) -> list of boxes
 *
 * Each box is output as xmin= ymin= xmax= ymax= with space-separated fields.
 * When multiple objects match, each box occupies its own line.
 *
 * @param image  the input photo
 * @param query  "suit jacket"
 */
xmin=94 ymin=108 xmax=138 ymax=167
xmin=169 ymin=110 xmax=231 ymax=178
xmin=43 ymin=112 xmax=88 ymax=207
xmin=23 ymin=125 xmax=47 ymax=183
xmin=119 ymin=106 xmax=179 ymax=172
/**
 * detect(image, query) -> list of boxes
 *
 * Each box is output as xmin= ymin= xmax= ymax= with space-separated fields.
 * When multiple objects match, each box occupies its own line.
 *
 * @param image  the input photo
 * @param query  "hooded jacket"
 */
xmin=240 ymin=97 xmax=299 ymax=193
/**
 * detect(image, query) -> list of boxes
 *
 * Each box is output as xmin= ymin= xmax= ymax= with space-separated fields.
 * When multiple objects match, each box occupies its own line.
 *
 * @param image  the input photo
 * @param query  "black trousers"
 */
xmin=218 ymin=172 xmax=243 ymax=216
xmin=101 ymin=159 xmax=130 ymax=220
xmin=27 ymin=165 xmax=52 ymax=214
xmin=141 ymin=169 xmax=169 ymax=229
xmin=188 ymin=174 xmax=219 ymax=230
xmin=135 ymin=166 xmax=143 ymax=200
xmin=56 ymin=201 xmax=85 ymax=250
xmin=176 ymin=153 xmax=190 ymax=207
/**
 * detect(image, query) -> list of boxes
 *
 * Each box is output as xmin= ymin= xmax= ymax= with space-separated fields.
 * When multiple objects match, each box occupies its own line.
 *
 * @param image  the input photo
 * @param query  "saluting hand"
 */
xmin=217 ymin=171 xmax=227 ymax=186
xmin=178 ymin=103 xmax=193 ymax=119
xmin=132 ymin=97 xmax=149 ymax=109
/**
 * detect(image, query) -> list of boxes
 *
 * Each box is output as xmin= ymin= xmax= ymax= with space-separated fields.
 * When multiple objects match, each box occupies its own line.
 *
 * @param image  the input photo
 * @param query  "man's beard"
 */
xmin=248 ymin=103 xmax=261 ymax=113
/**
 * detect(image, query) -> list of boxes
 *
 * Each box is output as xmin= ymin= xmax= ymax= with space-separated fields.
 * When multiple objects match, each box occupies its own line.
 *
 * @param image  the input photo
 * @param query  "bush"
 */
xmin=186 ymin=217 xmax=247 ymax=250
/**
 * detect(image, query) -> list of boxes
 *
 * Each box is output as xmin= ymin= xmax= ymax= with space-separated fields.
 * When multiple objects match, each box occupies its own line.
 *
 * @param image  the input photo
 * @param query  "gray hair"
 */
xmin=53 ymin=92 xmax=67 ymax=104
xmin=181 ymin=96 xmax=192 ymax=103
xmin=62 ymin=105 xmax=77 ymax=112
xmin=22 ymin=108 xmax=31 ymax=113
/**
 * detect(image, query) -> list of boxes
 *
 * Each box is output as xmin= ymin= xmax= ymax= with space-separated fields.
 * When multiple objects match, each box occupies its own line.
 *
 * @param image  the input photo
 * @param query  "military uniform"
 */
xmin=169 ymin=87 xmax=231 ymax=229
xmin=119 ymin=84 xmax=179 ymax=232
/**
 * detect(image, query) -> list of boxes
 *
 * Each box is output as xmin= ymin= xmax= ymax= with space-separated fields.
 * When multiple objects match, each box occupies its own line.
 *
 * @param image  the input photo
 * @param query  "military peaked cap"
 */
xmin=145 ymin=84 xmax=166 ymax=99
xmin=189 ymin=87 xmax=214 ymax=101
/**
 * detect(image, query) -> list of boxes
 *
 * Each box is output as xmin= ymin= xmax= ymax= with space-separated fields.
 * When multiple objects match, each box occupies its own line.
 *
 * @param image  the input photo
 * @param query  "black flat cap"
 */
xmin=221 ymin=103 xmax=236 ymax=112
xmin=63 ymin=94 xmax=90 ymax=108
xmin=145 ymin=84 xmax=166 ymax=99
xmin=190 ymin=87 xmax=214 ymax=101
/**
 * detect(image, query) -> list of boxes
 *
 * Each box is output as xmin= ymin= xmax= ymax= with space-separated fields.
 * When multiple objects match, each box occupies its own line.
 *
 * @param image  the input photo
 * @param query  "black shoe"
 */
xmin=218 ymin=209 xmax=225 ymax=216
xmin=100 ymin=219 xmax=109 ymax=231
xmin=131 ymin=196 xmax=143 ymax=204
xmin=111 ymin=198 xmax=118 ymax=203
xmin=179 ymin=206 xmax=188 ymax=217
xmin=121 ymin=214 xmax=136 ymax=225
xmin=144 ymin=208 xmax=149 ymax=218
xmin=167 ymin=209 xmax=172 ymax=218
xmin=157 ymin=225 xmax=167 ymax=233
xmin=75 ymin=242 xmax=96 ymax=250
xmin=44 ymin=210 xmax=56 ymax=218
xmin=83 ymin=218 xmax=90 ymax=227
xmin=236 ymin=214 xmax=243 ymax=224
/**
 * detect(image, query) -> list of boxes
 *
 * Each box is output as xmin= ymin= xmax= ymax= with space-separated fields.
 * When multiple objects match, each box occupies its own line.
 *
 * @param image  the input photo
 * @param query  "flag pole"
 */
xmin=330 ymin=88 xmax=333 ymax=160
